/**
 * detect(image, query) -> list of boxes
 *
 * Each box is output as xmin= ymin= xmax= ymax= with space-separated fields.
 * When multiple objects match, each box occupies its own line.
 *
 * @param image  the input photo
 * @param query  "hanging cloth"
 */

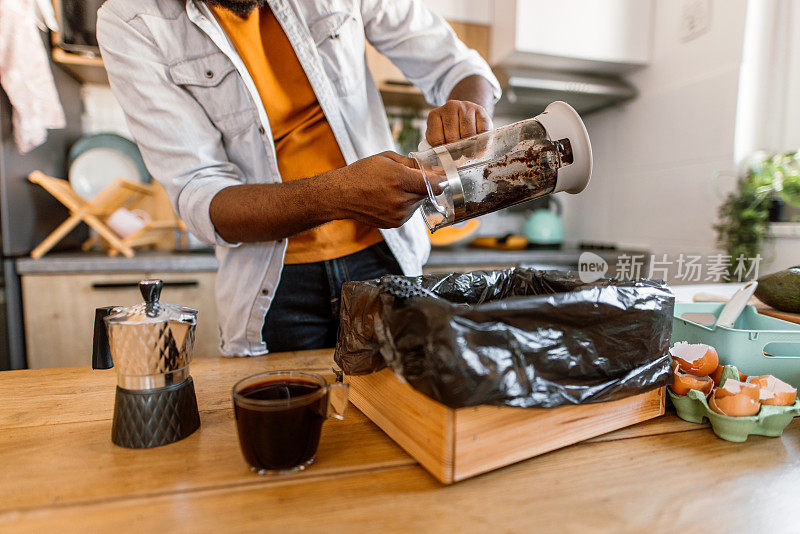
xmin=0 ymin=0 xmax=66 ymax=153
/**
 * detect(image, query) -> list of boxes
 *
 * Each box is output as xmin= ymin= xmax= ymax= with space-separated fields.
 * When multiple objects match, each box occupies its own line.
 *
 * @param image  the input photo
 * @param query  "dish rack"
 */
xmin=28 ymin=171 xmax=186 ymax=258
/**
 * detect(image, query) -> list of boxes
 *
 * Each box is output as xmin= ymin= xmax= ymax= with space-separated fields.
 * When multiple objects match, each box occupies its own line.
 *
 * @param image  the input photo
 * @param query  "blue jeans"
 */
xmin=262 ymin=241 xmax=403 ymax=352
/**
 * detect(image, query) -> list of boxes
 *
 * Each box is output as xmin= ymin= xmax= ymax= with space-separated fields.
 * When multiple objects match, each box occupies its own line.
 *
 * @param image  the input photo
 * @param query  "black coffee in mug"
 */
xmin=232 ymin=371 xmax=348 ymax=475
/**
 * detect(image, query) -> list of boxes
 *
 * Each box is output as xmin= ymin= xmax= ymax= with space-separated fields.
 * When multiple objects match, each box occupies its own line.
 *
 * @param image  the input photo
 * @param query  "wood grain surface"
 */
xmin=347 ymin=368 xmax=665 ymax=483
xmin=346 ymin=368 xmax=454 ymax=482
xmin=757 ymin=306 xmax=800 ymax=325
xmin=2 ymin=349 xmax=798 ymax=533
xmin=452 ymin=387 xmax=665 ymax=482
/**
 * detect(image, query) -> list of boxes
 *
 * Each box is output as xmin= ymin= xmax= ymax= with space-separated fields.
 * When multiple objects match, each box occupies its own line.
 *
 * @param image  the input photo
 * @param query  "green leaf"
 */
xmin=714 ymin=150 xmax=800 ymax=276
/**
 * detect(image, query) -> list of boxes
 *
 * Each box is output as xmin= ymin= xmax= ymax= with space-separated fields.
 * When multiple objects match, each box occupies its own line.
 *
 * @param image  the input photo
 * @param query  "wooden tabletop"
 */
xmin=1 ymin=350 xmax=798 ymax=533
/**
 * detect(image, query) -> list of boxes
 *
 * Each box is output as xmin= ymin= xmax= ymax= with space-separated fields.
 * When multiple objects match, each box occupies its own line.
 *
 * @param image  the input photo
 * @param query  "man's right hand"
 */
xmin=210 ymin=151 xmax=428 ymax=243
xmin=324 ymin=151 xmax=428 ymax=228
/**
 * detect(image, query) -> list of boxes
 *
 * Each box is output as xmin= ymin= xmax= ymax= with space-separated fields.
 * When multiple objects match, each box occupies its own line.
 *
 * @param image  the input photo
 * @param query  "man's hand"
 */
xmin=326 ymin=151 xmax=428 ymax=228
xmin=426 ymin=99 xmax=492 ymax=147
xmin=210 ymin=151 xmax=428 ymax=243
xmin=424 ymin=74 xmax=496 ymax=147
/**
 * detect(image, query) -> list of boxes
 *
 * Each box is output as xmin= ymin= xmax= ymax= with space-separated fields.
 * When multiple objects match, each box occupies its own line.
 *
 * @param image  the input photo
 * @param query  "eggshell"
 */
xmin=716 ymin=379 xmax=760 ymax=401
xmin=669 ymin=342 xmax=719 ymax=376
xmin=670 ymin=364 xmax=713 ymax=396
xmin=746 ymin=375 xmax=798 ymax=406
xmin=710 ymin=381 xmax=761 ymax=416
xmin=710 ymin=365 xmax=747 ymax=386
xmin=668 ymin=364 xmax=800 ymax=441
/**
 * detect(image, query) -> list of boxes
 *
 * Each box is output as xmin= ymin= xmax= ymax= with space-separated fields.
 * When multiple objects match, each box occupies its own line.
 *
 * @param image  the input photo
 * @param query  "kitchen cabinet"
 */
xmin=491 ymin=0 xmax=653 ymax=74
xmin=22 ymin=271 xmax=220 ymax=368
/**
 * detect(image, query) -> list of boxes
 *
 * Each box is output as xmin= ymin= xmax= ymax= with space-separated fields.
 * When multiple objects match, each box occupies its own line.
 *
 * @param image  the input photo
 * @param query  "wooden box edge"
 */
xmin=345 ymin=369 xmax=666 ymax=485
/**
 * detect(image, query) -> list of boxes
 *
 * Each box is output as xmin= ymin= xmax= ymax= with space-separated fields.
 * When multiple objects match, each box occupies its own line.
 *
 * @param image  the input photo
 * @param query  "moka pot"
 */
xmin=92 ymin=279 xmax=201 ymax=448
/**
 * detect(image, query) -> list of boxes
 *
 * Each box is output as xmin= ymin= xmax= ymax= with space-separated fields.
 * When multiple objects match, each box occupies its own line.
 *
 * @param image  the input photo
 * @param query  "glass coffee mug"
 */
xmin=232 ymin=371 xmax=349 ymax=475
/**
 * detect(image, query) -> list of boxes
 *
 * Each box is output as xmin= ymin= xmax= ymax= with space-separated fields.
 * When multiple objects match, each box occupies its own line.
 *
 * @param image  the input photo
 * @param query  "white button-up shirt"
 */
xmin=97 ymin=0 xmax=500 ymax=356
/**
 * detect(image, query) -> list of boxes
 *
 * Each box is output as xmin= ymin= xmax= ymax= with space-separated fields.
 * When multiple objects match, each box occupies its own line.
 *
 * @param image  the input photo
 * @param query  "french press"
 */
xmin=411 ymin=101 xmax=593 ymax=232
xmin=93 ymin=279 xmax=201 ymax=448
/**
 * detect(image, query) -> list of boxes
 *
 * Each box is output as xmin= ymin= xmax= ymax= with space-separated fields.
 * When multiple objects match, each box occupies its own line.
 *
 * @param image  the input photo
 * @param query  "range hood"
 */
xmin=493 ymin=66 xmax=637 ymax=117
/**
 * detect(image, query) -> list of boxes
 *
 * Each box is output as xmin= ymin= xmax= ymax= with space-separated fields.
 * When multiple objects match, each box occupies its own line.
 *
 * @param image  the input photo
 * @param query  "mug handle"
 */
xmin=326 ymin=382 xmax=349 ymax=420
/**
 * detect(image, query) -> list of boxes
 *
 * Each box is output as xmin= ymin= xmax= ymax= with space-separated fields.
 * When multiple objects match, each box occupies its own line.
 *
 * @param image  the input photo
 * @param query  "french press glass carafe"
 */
xmin=411 ymin=101 xmax=593 ymax=232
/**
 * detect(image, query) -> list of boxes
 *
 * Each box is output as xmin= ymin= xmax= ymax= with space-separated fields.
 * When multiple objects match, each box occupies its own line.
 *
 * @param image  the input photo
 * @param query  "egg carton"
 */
xmin=668 ymin=365 xmax=800 ymax=442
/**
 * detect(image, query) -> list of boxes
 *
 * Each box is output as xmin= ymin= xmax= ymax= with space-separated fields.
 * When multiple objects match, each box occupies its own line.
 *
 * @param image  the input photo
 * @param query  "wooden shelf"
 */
xmin=377 ymin=83 xmax=430 ymax=109
xmin=52 ymin=48 xmax=107 ymax=84
xmin=49 ymin=0 xmax=106 ymax=84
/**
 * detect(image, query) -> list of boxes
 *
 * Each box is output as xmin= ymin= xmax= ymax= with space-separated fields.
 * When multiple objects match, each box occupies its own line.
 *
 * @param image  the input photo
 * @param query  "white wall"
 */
xmin=735 ymin=0 xmax=800 ymax=160
xmin=560 ymin=0 xmax=748 ymax=258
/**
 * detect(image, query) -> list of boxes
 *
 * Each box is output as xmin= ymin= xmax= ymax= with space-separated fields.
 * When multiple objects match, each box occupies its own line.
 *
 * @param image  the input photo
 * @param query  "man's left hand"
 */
xmin=426 ymin=100 xmax=492 ymax=147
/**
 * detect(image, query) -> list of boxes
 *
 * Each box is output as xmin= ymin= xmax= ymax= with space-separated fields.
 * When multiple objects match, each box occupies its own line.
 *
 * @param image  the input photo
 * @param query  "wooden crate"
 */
xmin=345 ymin=368 xmax=665 ymax=484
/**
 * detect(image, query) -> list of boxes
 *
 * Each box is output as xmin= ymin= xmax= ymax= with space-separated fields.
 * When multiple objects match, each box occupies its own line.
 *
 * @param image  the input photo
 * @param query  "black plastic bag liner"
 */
xmin=334 ymin=268 xmax=673 ymax=409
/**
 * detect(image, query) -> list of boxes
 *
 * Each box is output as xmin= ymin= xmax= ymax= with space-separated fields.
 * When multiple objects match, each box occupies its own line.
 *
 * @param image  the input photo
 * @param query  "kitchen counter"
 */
xmin=15 ymin=250 xmax=219 ymax=274
xmin=15 ymin=246 xmax=650 ymax=274
xmin=424 ymin=246 xmax=649 ymax=269
xmin=2 ymin=350 xmax=797 ymax=532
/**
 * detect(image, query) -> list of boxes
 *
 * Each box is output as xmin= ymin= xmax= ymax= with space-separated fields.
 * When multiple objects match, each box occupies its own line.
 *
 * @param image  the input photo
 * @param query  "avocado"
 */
xmin=756 ymin=266 xmax=800 ymax=313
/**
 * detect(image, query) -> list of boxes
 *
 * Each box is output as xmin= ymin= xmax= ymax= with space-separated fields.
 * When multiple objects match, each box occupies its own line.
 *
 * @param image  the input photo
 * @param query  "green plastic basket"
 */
xmin=672 ymin=303 xmax=800 ymax=387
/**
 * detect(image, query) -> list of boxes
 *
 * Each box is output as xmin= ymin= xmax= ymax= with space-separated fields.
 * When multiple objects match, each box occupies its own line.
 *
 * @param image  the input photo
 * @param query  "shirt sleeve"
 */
xmin=96 ymin=5 xmax=242 ymax=248
xmin=360 ymin=0 xmax=501 ymax=107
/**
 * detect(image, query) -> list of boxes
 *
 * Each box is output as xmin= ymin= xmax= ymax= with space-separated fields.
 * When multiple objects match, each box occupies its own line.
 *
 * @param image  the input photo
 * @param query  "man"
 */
xmin=97 ymin=0 xmax=500 ymax=356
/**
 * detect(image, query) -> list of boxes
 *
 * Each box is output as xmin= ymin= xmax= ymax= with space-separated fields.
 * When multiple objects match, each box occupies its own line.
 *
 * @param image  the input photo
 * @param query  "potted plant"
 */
xmin=715 ymin=150 xmax=800 ymax=275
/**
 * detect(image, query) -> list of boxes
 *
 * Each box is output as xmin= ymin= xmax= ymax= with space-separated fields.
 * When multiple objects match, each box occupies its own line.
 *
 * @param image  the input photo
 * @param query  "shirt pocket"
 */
xmin=169 ymin=51 xmax=254 ymax=136
xmin=308 ymin=7 xmax=364 ymax=97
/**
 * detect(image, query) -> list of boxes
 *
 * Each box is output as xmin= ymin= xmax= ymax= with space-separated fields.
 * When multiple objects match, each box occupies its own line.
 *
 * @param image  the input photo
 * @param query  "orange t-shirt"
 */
xmin=211 ymin=6 xmax=382 ymax=264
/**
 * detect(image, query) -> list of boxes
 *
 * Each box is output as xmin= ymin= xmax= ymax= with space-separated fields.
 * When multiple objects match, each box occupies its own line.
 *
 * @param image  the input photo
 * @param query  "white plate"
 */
xmin=68 ymin=147 xmax=143 ymax=201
